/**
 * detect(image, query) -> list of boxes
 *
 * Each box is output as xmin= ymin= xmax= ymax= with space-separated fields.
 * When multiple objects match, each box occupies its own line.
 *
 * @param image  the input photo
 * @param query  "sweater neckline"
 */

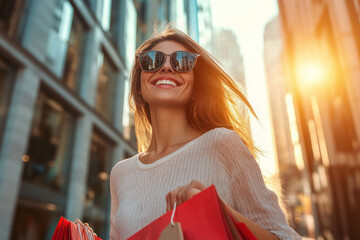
xmin=135 ymin=128 xmax=219 ymax=169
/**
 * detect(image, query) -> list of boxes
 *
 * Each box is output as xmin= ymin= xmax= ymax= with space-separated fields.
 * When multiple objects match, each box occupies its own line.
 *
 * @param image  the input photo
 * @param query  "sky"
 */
xmin=210 ymin=0 xmax=279 ymax=175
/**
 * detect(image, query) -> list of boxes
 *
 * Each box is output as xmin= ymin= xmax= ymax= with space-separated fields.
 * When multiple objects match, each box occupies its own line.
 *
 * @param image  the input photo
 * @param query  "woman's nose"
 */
xmin=160 ymin=56 xmax=174 ymax=73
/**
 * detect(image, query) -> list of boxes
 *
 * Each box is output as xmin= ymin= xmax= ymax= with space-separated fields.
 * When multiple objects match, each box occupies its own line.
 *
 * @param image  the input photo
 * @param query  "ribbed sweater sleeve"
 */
xmin=218 ymin=129 xmax=301 ymax=240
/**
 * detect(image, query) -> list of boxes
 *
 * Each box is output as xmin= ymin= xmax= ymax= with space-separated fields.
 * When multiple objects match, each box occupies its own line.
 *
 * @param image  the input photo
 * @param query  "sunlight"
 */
xmin=296 ymin=62 xmax=327 ymax=87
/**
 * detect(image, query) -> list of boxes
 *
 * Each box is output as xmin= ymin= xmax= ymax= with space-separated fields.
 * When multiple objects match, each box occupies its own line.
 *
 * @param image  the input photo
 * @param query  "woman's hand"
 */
xmin=165 ymin=180 xmax=207 ymax=212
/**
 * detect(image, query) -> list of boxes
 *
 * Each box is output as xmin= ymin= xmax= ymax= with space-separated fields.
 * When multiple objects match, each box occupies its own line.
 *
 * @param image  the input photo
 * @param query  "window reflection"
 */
xmin=11 ymin=200 xmax=61 ymax=240
xmin=95 ymin=53 xmax=117 ymax=122
xmin=101 ymin=0 xmax=120 ymax=42
xmin=43 ymin=0 xmax=74 ymax=76
xmin=11 ymin=91 xmax=74 ymax=240
xmin=101 ymin=0 xmax=112 ymax=31
xmin=63 ymin=13 xmax=88 ymax=90
xmin=21 ymin=0 xmax=87 ymax=82
xmin=83 ymin=130 xmax=113 ymax=239
xmin=22 ymin=92 xmax=74 ymax=192
xmin=109 ymin=0 xmax=119 ymax=39
xmin=0 ymin=57 xmax=15 ymax=135
xmin=0 ymin=0 xmax=26 ymax=38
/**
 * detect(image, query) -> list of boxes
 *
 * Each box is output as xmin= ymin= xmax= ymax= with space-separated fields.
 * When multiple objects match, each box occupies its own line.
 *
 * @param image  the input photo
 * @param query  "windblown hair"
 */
xmin=129 ymin=27 xmax=260 ymax=157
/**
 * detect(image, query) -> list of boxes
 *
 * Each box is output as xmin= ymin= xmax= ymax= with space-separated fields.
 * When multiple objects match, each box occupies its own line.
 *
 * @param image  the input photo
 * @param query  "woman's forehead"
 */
xmin=150 ymin=40 xmax=188 ymax=53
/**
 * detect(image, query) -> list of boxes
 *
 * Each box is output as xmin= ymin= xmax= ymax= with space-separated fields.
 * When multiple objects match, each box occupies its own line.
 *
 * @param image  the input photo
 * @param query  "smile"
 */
xmin=154 ymin=79 xmax=178 ymax=87
xmin=151 ymin=77 xmax=181 ymax=87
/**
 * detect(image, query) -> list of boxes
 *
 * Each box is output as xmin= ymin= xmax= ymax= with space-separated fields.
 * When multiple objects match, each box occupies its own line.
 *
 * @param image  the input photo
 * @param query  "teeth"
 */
xmin=155 ymin=79 xmax=177 ymax=87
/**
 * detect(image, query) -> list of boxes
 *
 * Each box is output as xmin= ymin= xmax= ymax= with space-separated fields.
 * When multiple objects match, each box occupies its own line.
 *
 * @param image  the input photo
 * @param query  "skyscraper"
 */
xmin=133 ymin=0 xmax=213 ymax=48
xmin=0 ymin=0 xmax=137 ymax=239
xmin=278 ymin=0 xmax=360 ymax=239
xmin=264 ymin=16 xmax=315 ymax=238
xmin=212 ymin=29 xmax=250 ymax=134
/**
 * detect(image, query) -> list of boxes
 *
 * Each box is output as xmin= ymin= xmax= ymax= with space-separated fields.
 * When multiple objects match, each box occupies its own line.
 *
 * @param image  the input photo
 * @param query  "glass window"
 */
xmin=83 ymin=0 xmax=96 ymax=10
xmin=108 ymin=0 xmax=119 ymax=40
xmin=47 ymin=0 xmax=88 ymax=86
xmin=62 ymin=12 xmax=88 ymax=91
xmin=22 ymin=92 xmax=75 ymax=192
xmin=0 ymin=0 xmax=26 ymax=38
xmin=100 ymin=0 xmax=120 ymax=43
xmin=83 ymin=130 xmax=113 ymax=239
xmin=0 ymin=56 xmax=15 ymax=137
xmin=38 ymin=0 xmax=74 ymax=76
xmin=95 ymin=52 xmax=117 ymax=122
xmin=83 ymin=0 xmax=115 ymax=37
xmin=11 ymin=200 xmax=62 ymax=240
xmin=11 ymin=91 xmax=75 ymax=240
xmin=101 ymin=0 xmax=113 ymax=32
xmin=134 ymin=0 xmax=148 ymax=47
xmin=122 ymin=0 xmax=137 ymax=68
xmin=22 ymin=0 xmax=87 ymax=82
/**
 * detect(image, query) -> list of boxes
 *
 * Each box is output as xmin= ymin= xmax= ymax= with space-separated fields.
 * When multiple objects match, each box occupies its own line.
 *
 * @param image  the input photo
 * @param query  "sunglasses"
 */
xmin=137 ymin=51 xmax=200 ymax=72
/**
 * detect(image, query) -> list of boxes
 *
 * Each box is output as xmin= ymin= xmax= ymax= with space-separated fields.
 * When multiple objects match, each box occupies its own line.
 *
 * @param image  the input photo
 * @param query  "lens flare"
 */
xmin=296 ymin=62 xmax=327 ymax=87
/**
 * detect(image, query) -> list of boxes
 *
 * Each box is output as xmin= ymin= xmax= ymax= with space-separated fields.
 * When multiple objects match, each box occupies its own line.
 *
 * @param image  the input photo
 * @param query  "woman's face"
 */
xmin=139 ymin=40 xmax=195 ymax=108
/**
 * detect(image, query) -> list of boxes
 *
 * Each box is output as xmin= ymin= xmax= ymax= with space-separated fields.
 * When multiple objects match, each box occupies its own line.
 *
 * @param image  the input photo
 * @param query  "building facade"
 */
xmin=0 ymin=0 xmax=137 ymax=239
xmin=212 ymin=29 xmax=250 ymax=134
xmin=263 ymin=16 xmax=316 ymax=238
xmin=133 ymin=0 xmax=212 ymax=49
xmin=212 ymin=30 xmax=246 ymax=88
xmin=277 ymin=0 xmax=360 ymax=239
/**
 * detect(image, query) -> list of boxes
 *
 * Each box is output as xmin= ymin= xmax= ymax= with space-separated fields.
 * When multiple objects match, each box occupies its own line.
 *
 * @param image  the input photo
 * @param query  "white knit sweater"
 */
xmin=109 ymin=128 xmax=301 ymax=239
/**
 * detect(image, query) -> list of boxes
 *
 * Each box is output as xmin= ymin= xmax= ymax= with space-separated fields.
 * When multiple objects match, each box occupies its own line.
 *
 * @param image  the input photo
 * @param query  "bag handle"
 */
xmin=170 ymin=202 xmax=177 ymax=226
xmin=159 ymin=201 xmax=184 ymax=240
xmin=75 ymin=219 xmax=96 ymax=240
xmin=75 ymin=220 xmax=84 ymax=240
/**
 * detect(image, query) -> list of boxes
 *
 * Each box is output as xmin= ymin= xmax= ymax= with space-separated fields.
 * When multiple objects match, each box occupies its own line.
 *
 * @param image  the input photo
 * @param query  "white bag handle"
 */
xmin=170 ymin=202 xmax=177 ymax=226
xmin=75 ymin=219 xmax=95 ymax=240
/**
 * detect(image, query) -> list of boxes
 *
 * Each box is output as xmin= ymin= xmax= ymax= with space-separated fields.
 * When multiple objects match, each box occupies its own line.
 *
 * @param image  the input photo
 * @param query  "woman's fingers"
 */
xmin=166 ymin=186 xmax=181 ymax=212
xmin=166 ymin=180 xmax=207 ymax=211
xmin=187 ymin=180 xmax=206 ymax=192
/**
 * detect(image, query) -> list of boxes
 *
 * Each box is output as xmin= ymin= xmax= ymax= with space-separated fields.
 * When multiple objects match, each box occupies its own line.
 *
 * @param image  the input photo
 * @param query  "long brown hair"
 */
xmin=129 ymin=27 xmax=260 ymax=157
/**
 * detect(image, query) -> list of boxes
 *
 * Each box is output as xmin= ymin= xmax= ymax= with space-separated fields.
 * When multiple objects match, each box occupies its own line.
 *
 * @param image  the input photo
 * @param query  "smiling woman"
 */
xmin=130 ymin=29 xmax=258 ymax=155
xmin=139 ymin=41 xmax=196 ymax=109
xmin=93 ymin=28 xmax=302 ymax=239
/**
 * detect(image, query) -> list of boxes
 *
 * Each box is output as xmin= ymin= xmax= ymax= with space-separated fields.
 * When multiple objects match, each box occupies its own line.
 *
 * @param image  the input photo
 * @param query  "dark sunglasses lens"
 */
xmin=171 ymin=51 xmax=197 ymax=72
xmin=140 ymin=51 xmax=165 ymax=71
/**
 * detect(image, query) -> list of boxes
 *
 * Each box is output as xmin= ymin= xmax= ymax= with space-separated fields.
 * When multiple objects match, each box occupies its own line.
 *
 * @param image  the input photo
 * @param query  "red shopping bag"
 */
xmin=127 ymin=185 xmax=257 ymax=240
xmin=51 ymin=217 xmax=102 ymax=240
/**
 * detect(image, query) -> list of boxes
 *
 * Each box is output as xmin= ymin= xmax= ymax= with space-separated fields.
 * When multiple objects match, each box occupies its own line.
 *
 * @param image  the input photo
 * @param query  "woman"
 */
xmin=109 ymin=28 xmax=301 ymax=240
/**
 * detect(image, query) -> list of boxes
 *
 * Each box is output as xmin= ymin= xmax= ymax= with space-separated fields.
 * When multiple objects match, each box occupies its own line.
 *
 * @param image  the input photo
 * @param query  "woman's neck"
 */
xmin=147 ymin=106 xmax=202 ymax=155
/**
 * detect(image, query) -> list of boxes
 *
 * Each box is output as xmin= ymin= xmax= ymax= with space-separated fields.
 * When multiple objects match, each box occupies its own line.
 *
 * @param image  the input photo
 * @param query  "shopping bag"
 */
xmin=51 ymin=216 xmax=102 ymax=240
xmin=127 ymin=185 xmax=257 ymax=240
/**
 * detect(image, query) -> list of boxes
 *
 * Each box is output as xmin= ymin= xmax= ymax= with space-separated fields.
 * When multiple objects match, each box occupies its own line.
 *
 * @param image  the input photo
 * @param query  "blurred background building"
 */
xmin=0 ymin=0 xmax=138 ymax=239
xmin=212 ymin=29 xmax=250 ymax=132
xmin=263 ymin=0 xmax=360 ymax=239
xmin=212 ymin=29 xmax=246 ymax=88
xmin=264 ymin=16 xmax=315 ymax=238
xmin=0 ymin=0 xmax=223 ymax=239
xmin=133 ymin=0 xmax=213 ymax=50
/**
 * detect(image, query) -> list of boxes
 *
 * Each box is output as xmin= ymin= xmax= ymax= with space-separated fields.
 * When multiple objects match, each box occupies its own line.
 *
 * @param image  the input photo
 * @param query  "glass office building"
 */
xmin=0 ymin=0 xmax=137 ymax=239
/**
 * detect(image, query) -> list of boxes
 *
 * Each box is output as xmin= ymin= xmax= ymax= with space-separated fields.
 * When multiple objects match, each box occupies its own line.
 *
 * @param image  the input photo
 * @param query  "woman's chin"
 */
xmin=148 ymin=98 xmax=191 ymax=108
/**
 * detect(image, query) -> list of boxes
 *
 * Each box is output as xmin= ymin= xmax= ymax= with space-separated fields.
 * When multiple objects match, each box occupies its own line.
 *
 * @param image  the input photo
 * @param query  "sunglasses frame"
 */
xmin=137 ymin=50 xmax=200 ymax=73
